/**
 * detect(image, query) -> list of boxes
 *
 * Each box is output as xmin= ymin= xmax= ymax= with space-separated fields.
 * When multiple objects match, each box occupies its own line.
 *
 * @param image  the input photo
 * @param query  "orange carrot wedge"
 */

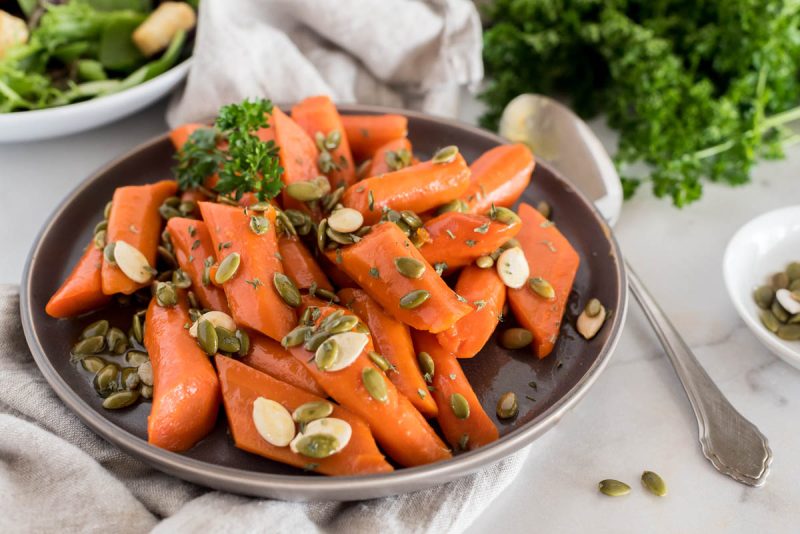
xmin=102 ymin=180 xmax=178 ymax=296
xmin=463 ymin=144 xmax=535 ymax=213
xmin=413 ymin=331 xmax=499 ymax=451
xmin=46 ymin=242 xmax=110 ymax=318
xmin=291 ymin=96 xmax=356 ymax=188
xmin=338 ymin=288 xmax=438 ymax=418
xmin=286 ymin=303 xmax=452 ymax=467
xmin=419 ymin=212 xmax=521 ymax=271
xmin=366 ymin=137 xmax=413 ymax=177
xmin=342 ymin=154 xmax=471 ymax=225
xmin=328 ymin=222 xmax=472 ymax=333
xmin=145 ymin=295 xmax=220 ymax=452
xmin=272 ymin=107 xmax=323 ymax=215
xmin=240 ymin=333 xmax=326 ymax=397
xmin=507 ymin=203 xmax=580 ymax=358
xmin=216 ymin=355 xmax=393 ymax=476
xmin=436 ymin=265 xmax=506 ymax=358
xmin=341 ymin=114 xmax=408 ymax=161
xmin=198 ymin=201 xmax=296 ymax=341
xmin=169 ymin=123 xmax=205 ymax=151
xmin=166 ymin=218 xmax=229 ymax=313
xmin=278 ymin=235 xmax=333 ymax=292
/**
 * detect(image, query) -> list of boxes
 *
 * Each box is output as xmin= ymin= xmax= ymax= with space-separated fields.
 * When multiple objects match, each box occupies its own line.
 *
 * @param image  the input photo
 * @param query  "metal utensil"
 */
xmin=500 ymin=93 xmax=772 ymax=486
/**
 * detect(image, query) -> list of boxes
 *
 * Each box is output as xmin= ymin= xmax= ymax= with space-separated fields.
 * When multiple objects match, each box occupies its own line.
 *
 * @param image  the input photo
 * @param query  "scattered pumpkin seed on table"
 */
xmin=641 ymin=471 xmax=668 ymax=497
xmin=598 ymin=479 xmax=630 ymax=497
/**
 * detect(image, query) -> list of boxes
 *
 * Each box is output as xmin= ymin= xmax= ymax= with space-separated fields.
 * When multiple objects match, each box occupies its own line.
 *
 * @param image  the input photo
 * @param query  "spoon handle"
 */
xmin=625 ymin=261 xmax=772 ymax=486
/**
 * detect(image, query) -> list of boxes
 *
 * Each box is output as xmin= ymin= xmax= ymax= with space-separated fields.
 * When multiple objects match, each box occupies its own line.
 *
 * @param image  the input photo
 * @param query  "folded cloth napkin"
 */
xmin=166 ymin=0 xmax=484 ymax=126
xmin=0 ymin=283 xmax=529 ymax=533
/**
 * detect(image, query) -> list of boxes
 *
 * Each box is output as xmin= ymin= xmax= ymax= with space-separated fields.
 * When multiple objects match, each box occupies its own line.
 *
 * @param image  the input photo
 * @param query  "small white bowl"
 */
xmin=723 ymin=205 xmax=800 ymax=369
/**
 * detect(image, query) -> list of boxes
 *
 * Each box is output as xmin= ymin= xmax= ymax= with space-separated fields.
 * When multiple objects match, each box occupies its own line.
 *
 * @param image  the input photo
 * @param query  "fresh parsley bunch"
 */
xmin=481 ymin=0 xmax=800 ymax=206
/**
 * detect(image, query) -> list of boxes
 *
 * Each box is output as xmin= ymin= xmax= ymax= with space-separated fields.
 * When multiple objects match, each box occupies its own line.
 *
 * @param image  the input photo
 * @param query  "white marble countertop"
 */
xmin=2 ymin=99 xmax=799 ymax=532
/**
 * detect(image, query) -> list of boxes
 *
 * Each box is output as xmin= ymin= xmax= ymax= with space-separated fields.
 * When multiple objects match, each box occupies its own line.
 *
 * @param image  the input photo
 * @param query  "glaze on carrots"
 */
xmin=240 ymin=333 xmax=326 ymax=397
xmin=46 ymin=242 xmax=110 ymax=318
xmin=463 ymin=144 xmax=535 ymax=213
xmin=366 ymin=137 xmax=413 ymax=177
xmin=341 ymin=114 xmax=408 ymax=161
xmin=278 ymin=234 xmax=333 ymax=292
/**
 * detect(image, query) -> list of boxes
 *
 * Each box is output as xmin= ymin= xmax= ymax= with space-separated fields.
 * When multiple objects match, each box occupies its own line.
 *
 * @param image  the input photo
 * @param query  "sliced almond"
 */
xmin=496 ymin=246 xmax=529 ymax=289
xmin=315 ymin=332 xmax=369 ymax=372
xmin=289 ymin=417 xmax=352 ymax=455
xmin=189 ymin=310 xmax=236 ymax=337
xmin=327 ymin=207 xmax=364 ymax=234
xmin=113 ymin=240 xmax=153 ymax=284
xmin=577 ymin=305 xmax=607 ymax=340
xmin=252 ymin=397 xmax=295 ymax=447
xmin=776 ymin=288 xmax=800 ymax=315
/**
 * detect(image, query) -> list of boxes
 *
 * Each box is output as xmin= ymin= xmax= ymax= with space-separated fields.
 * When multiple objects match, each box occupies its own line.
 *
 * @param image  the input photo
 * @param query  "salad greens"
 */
xmin=481 ymin=0 xmax=800 ymax=207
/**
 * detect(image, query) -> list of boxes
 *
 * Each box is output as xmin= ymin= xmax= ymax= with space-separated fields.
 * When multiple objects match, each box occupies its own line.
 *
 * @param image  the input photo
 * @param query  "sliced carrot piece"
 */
xmin=340 ymin=114 xmax=408 ymax=161
xmin=272 ymin=107 xmax=323 ymax=215
xmin=169 ymin=123 xmax=205 ymax=151
xmin=240 ymin=333 xmax=326 ymax=397
xmin=102 ymin=180 xmax=178 ymax=295
xmin=412 ymin=331 xmax=499 ymax=451
xmin=278 ymin=235 xmax=333 ymax=292
xmin=328 ymin=222 xmax=472 ymax=333
xmin=145 ymin=295 xmax=220 ymax=452
xmin=463 ymin=144 xmax=535 ymax=213
xmin=342 ymin=153 xmax=471 ymax=225
xmin=216 ymin=355 xmax=392 ymax=476
xmin=338 ymin=287 xmax=438 ymax=418
xmin=436 ymin=265 xmax=506 ymax=358
xmin=46 ymin=242 xmax=110 ymax=318
xmin=198 ymin=201 xmax=296 ymax=341
xmin=507 ymin=203 xmax=580 ymax=358
xmin=366 ymin=137 xmax=413 ymax=177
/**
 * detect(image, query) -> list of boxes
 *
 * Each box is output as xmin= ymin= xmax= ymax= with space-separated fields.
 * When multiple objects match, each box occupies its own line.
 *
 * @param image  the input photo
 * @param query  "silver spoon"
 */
xmin=499 ymin=94 xmax=772 ymax=487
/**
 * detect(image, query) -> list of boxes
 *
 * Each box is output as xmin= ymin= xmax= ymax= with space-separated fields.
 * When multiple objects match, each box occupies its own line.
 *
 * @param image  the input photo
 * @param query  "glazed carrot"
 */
xmin=272 ymin=106 xmax=323 ymax=215
xmin=216 ymin=355 xmax=392 ymax=476
xmin=338 ymin=288 xmax=438 ymax=418
xmin=463 ymin=144 xmax=535 ymax=213
xmin=328 ymin=222 xmax=472 ymax=333
xmin=165 ymin=217 xmax=229 ymax=313
xmin=102 ymin=180 xmax=178 ymax=296
xmin=291 ymin=96 xmax=356 ymax=188
xmin=436 ymin=265 xmax=506 ymax=358
xmin=145 ymin=296 xmax=220 ymax=452
xmin=46 ymin=242 xmax=110 ymax=318
xmin=287 ymin=303 xmax=451 ymax=467
xmin=278 ymin=235 xmax=333 ymax=292
xmin=169 ymin=123 xmax=205 ymax=151
xmin=341 ymin=114 xmax=408 ymax=160
xmin=198 ymin=201 xmax=296 ymax=341
xmin=366 ymin=137 xmax=413 ymax=177
xmin=507 ymin=203 xmax=580 ymax=358
xmin=342 ymin=154 xmax=471 ymax=225
xmin=419 ymin=212 xmax=521 ymax=271
xmin=412 ymin=331 xmax=498 ymax=451
xmin=240 ymin=333 xmax=326 ymax=397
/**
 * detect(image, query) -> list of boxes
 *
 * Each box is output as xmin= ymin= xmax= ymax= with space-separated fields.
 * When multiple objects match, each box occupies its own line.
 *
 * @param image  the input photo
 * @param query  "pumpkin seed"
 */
xmin=104 ymin=201 xmax=113 ymax=219
xmin=536 ymin=200 xmax=551 ymax=219
xmin=585 ymin=298 xmax=603 ymax=318
xmin=137 ymin=360 xmax=153 ymax=386
xmin=315 ymin=338 xmax=340 ymax=371
xmin=432 ymin=145 xmax=458 ymax=164
xmin=777 ymin=324 xmax=800 ymax=340
xmin=399 ymin=289 xmax=430 ymax=309
xmin=81 ymin=319 xmax=109 ymax=340
xmin=94 ymin=363 xmax=120 ymax=397
xmin=106 ymin=327 xmax=128 ymax=354
xmin=94 ymin=220 xmax=108 ymax=235
xmin=102 ymin=390 xmax=140 ymax=409
xmin=291 ymin=417 xmax=352 ymax=457
xmin=476 ymin=255 xmax=494 ymax=269
xmin=215 ymin=253 xmax=241 ymax=284
xmin=791 ymin=279 xmax=800 ymax=292
xmin=140 ymin=385 xmax=153 ymax=399
xmin=164 ymin=196 xmax=181 ymax=208
xmin=293 ymin=433 xmax=339 ymax=458
xmin=250 ymin=201 xmax=271 ymax=212
xmin=362 ymin=367 xmax=388 ymax=403
xmin=395 ymin=219 xmax=412 ymax=236
xmin=775 ymin=288 xmax=800 ymax=315
xmin=368 ymin=351 xmax=393 ymax=372
xmin=252 ymin=397 xmax=295 ymax=447
xmin=771 ymin=300 xmax=789 ymax=323
xmin=437 ymin=198 xmax=468 ymax=215
xmin=449 ymin=393 xmax=470 ymax=419
xmin=320 ymin=310 xmax=345 ymax=331
xmin=496 ymin=247 xmax=529 ymax=289
xmin=490 ymin=206 xmax=520 ymax=225
xmin=126 ymin=350 xmax=149 ymax=366
xmin=282 ymin=326 xmax=312 ymax=348
xmin=417 ymin=351 xmax=435 ymax=381
xmin=292 ymin=401 xmax=334 ymax=424
xmin=787 ymin=262 xmax=800 ymax=281
xmin=93 ymin=230 xmax=107 ymax=249
xmin=197 ymin=319 xmax=219 ymax=355
xmin=81 ymin=356 xmax=106 ymax=373
xmin=157 ymin=245 xmax=178 ymax=268
xmin=529 ymin=277 xmax=555 ymax=299
xmin=752 ymin=286 xmax=774 ymax=310
xmin=317 ymin=219 xmax=329 ymax=253
xmin=324 ymin=332 xmax=369 ymax=371
xmin=500 ymin=328 xmax=533 ymax=349
xmin=315 ymin=287 xmax=340 ymax=303
xmin=299 ymin=307 xmax=314 ymax=326
xmin=155 ymin=282 xmax=177 ymax=307
xmin=172 ymin=269 xmax=192 ymax=289
xmin=236 ymin=329 xmax=250 ymax=356
xmin=394 ymin=257 xmax=426 ymax=279
xmin=400 ymin=210 xmax=423 ymax=230
xmin=249 ymin=215 xmax=270 ymax=235
xmin=501 ymin=238 xmax=521 ymax=250
xmin=772 ymin=271 xmax=789 ymax=290
xmin=328 ymin=315 xmax=360 ymax=334
xmin=158 ymin=203 xmax=181 ymax=220
xmin=789 ymin=313 xmax=800 ymax=324
xmin=353 ymin=322 xmax=371 ymax=334
xmin=496 ymin=391 xmax=518 ymax=419
xmin=273 ymin=273 xmax=301 ymax=307
xmin=114 ymin=240 xmax=153 ymax=284
xmin=121 ymin=367 xmax=140 ymax=390
xmin=216 ymin=327 xmax=241 ymax=353
xmin=641 ymin=471 xmax=668 ymax=497
xmin=328 ymin=207 xmax=363 ymax=233
xmin=103 ymin=242 xmax=116 ymax=264
xmin=304 ymin=330 xmax=331 ymax=352
xmin=577 ymin=304 xmax=608 ymax=340
xmin=286 ymin=180 xmax=325 ymax=202
xmin=73 ymin=335 xmax=105 ymax=355
xmin=179 ymin=200 xmax=197 ymax=216
xmin=598 ymin=479 xmax=630 ymax=497
xmin=131 ymin=313 xmax=144 ymax=343
xmin=326 ymin=226 xmax=356 ymax=245
xmin=187 ymin=291 xmax=200 ymax=310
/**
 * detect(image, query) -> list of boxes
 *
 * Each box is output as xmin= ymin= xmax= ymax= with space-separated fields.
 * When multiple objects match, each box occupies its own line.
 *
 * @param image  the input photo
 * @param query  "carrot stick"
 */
xmin=240 ymin=333 xmax=326 ymax=397
xmin=342 ymin=153 xmax=471 ymax=225
xmin=165 ymin=217 xmax=229 ymax=313
xmin=419 ymin=212 xmax=521 ymax=271
xmin=272 ymin=106 xmax=324 ymax=216
xmin=291 ymin=96 xmax=356 ymax=188
xmin=328 ymin=222 xmax=472 ymax=333
xmin=463 ymin=144 xmax=535 ymax=214
xmin=436 ymin=265 xmax=506 ymax=358
xmin=102 ymin=180 xmax=178 ymax=296
xmin=412 ymin=331 xmax=499 ymax=451
xmin=286 ymin=303 xmax=452 ymax=467
xmin=507 ymin=203 xmax=580 ymax=358
xmin=198 ymin=201 xmax=296 ymax=341
xmin=366 ymin=137 xmax=413 ymax=177
xmin=278 ymin=235 xmax=333 ymax=292
xmin=46 ymin=242 xmax=110 ymax=318
xmin=338 ymin=288 xmax=438 ymax=418
xmin=216 ymin=355 xmax=392 ymax=476
xmin=340 ymin=114 xmax=408 ymax=161
xmin=145 ymin=295 xmax=220 ymax=452
xmin=169 ymin=123 xmax=205 ymax=151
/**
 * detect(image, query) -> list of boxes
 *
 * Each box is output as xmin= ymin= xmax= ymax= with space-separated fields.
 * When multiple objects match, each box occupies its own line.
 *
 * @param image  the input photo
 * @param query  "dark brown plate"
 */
xmin=20 ymin=104 xmax=627 ymax=501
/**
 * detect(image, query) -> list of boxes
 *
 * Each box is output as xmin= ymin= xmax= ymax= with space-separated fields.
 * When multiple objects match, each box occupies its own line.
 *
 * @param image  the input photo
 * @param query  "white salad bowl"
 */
xmin=723 ymin=205 xmax=800 ymax=370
